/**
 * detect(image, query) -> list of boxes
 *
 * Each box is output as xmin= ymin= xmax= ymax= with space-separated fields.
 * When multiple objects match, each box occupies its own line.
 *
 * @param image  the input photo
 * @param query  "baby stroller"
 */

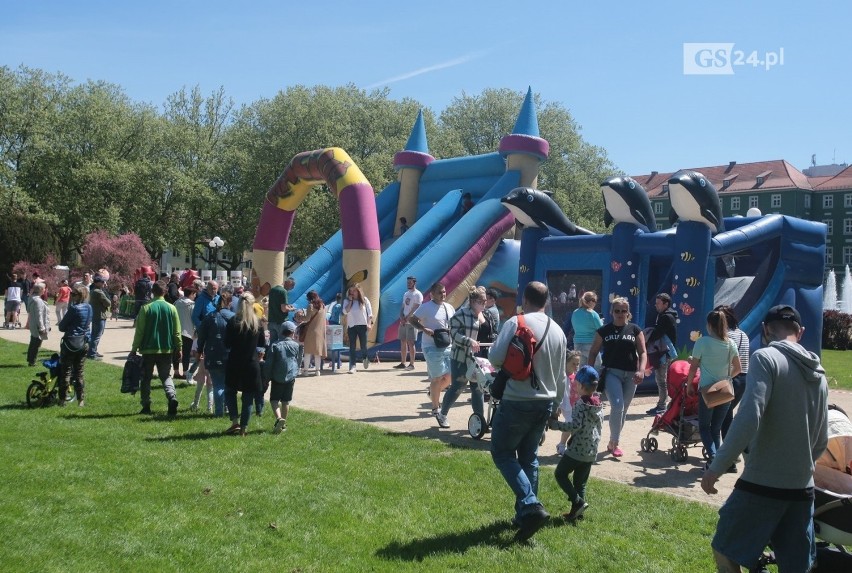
xmin=640 ymin=359 xmax=706 ymax=463
xmin=749 ymin=405 xmax=852 ymax=572
xmin=467 ymin=356 xmax=497 ymax=439
xmin=466 ymin=357 xmax=547 ymax=448
xmin=26 ymin=353 xmax=73 ymax=407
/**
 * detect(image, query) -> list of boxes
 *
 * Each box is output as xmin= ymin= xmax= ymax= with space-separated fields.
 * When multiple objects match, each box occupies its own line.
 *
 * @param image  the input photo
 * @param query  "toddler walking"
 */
xmin=261 ymin=321 xmax=300 ymax=434
xmin=552 ymin=365 xmax=604 ymax=522
xmin=556 ymin=350 xmax=581 ymax=455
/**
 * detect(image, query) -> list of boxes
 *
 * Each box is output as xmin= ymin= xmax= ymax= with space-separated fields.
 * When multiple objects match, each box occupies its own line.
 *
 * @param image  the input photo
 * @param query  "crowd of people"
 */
xmin=5 ymin=265 xmax=831 ymax=566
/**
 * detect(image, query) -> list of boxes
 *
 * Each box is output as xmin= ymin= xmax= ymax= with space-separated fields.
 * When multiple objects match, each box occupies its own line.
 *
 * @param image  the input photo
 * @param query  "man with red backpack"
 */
xmin=488 ymin=281 xmax=567 ymax=542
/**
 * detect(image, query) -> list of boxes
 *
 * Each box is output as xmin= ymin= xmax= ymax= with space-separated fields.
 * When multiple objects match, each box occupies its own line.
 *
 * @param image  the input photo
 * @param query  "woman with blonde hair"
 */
xmin=571 ymin=291 xmax=603 ymax=367
xmin=223 ymin=292 xmax=266 ymax=435
xmin=687 ymin=309 xmax=742 ymax=470
xmin=342 ymin=283 xmax=373 ymax=374
xmin=586 ymin=297 xmax=646 ymax=457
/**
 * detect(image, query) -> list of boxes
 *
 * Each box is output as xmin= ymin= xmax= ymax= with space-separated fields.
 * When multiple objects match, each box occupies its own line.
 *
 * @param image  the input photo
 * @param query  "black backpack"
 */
xmin=121 ymin=354 xmax=142 ymax=395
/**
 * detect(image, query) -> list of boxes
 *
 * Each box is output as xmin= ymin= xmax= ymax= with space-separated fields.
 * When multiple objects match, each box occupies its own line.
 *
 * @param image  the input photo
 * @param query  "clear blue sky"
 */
xmin=2 ymin=0 xmax=850 ymax=176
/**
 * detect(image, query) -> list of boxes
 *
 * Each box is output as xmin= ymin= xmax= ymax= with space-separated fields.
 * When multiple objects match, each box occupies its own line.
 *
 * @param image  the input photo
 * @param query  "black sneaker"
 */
xmin=727 ymin=463 xmax=738 ymax=474
xmin=139 ymin=405 xmax=152 ymax=415
xmin=646 ymin=406 xmax=665 ymax=415
xmin=564 ymin=500 xmax=589 ymax=522
xmin=167 ymin=399 xmax=179 ymax=417
xmin=515 ymin=503 xmax=549 ymax=542
xmin=393 ymin=363 xmax=406 ymax=369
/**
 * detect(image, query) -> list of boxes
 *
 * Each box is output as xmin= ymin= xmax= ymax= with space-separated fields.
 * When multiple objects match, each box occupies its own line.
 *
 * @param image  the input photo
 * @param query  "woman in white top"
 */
xmin=342 ymin=283 xmax=373 ymax=374
xmin=409 ymin=282 xmax=455 ymax=414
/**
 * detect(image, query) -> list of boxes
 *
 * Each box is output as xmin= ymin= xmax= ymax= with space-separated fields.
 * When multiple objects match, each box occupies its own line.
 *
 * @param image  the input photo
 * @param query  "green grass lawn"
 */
xmin=0 ymin=338 xmax=723 ymax=572
xmin=820 ymin=349 xmax=852 ymax=391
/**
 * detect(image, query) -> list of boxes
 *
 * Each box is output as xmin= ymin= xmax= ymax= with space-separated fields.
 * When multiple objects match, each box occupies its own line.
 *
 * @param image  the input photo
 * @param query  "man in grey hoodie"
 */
xmin=701 ymin=304 xmax=828 ymax=573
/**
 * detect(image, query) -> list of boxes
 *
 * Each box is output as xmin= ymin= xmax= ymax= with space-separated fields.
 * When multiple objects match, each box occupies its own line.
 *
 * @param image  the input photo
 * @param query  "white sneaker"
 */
xmin=363 ymin=356 xmax=370 ymax=370
xmin=348 ymin=367 xmax=356 ymax=374
xmin=315 ymin=369 xmax=321 ymax=377
xmin=435 ymin=412 xmax=450 ymax=429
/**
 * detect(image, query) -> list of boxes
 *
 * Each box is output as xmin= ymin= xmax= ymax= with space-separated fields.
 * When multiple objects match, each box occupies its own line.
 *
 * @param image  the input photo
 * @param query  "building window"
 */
xmin=824 ymin=195 xmax=834 ymax=209
xmin=654 ymin=202 xmax=663 ymax=214
xmin=749 ymin=196 xmax=758 ymax=208
xmin=662 ymin=184 xmax=669 ymax=194
xmin=846 ymin=194 xmax=852 ymax=208
xmin=731 ymin=197 xmax=740 ymax=211
xmin=805 ymin=194 xmax=811 ymax=208
xmin=185 ymin=254 xmax=190 ymax=264
xmin=845 ymin=246 xmax=852 ymax=266
xmin=656 ymin=223 xmax=664 ymax=231
xmin=771 ymin=194 xmax=781 ymax=208
xmin=824 ymin=219 xmax=834 ymax=235
xmin=172 ymin=248 xmax=179 ymax=257
xmin=846 ymin=219 xmax=852 ymax=235
xmin=826 ymin=246 xmax=833 ymax=265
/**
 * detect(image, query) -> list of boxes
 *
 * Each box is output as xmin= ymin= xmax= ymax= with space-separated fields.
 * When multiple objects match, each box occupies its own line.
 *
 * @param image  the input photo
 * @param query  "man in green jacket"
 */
xmin=132 ymin=280 xmax=182 ymax=416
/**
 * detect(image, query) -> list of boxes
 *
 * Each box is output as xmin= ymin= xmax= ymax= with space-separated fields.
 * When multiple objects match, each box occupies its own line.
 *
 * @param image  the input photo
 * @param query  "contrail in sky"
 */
xmin=365 ymin=51 xmax=488 ymax=89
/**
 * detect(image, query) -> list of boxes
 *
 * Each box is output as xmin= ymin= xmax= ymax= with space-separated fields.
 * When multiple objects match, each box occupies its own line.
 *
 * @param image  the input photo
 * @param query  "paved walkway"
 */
xmin=5 ymin=306 xmax=851 ymax=507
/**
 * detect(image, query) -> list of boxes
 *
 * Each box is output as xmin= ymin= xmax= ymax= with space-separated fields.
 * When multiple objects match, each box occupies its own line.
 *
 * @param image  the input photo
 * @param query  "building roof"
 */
xmin=812 ymin=164 xmax=852 ymax=191
xmin=633 ymin=160 xmax=815 ymax=198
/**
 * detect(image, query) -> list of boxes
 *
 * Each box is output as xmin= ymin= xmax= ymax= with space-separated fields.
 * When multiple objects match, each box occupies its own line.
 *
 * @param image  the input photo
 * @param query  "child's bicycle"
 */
xmin=26 ymin=353 xmax=74 ymax=407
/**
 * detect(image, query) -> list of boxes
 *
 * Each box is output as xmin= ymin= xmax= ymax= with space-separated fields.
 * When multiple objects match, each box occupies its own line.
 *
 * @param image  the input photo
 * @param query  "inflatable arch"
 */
xmin=251 ymin=147 xmax=381 ymax=335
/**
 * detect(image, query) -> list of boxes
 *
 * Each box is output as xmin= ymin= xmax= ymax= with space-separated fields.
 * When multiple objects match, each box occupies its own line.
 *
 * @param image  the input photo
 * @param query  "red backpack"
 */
xmin=502 ymin=314 xmax=551 ymax=387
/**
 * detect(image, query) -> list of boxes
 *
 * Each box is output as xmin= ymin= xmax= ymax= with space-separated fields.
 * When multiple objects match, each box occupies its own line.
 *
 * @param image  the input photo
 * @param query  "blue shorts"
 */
xmin=712 ymin=487 xmax=815 ymax=571
xmin=424 ymin=346 xmax=451 ymax=379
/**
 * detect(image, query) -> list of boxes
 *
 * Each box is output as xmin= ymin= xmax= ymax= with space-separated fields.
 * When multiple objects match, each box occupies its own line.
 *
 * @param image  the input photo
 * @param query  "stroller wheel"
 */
xmin=648 ymin=437 xmax=658 ymax=452
xmin=678 ymin=445 xmax=689 ymax=462
xmin=467 ymin=413 xmax=486 ymax=440
xmin=640 ymin=438 xmax=649 ymax=452
xmin=672 ymin=437 xmax=679 ymax=448
xmin=26 ymin=381 xmax=47 ymax=408
xmin=702 ymin=446 xmax=710 ymax=461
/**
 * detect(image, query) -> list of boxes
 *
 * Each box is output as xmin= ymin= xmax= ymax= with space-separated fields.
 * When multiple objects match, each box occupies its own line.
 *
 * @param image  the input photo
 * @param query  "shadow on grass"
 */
xmin=61 ymin=411 xmax=139 ymax=420
xmin=145 ymin=431 xmax=234 ymax=442
xmin=0 ymin=402 xmax=32 ymax=410
xmin=375 ymin=520 xmax=520 ymax=559
xmin=357 ymin=414 xmax=426 ymax=423
xmin=0 ymin=363 xmax=28 ymax=369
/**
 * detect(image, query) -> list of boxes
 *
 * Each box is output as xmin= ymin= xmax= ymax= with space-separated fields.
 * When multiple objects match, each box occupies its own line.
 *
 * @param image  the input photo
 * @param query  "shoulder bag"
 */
xmin=700 ymin=344 xmax=736 ymax=408
xmin=432 ymin=304 xmax=452 ymax=348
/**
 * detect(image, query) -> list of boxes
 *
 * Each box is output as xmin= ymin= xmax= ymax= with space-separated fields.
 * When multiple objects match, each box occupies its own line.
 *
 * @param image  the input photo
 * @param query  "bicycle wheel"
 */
xmin=26 ymin=381 xmax=47 ymax=408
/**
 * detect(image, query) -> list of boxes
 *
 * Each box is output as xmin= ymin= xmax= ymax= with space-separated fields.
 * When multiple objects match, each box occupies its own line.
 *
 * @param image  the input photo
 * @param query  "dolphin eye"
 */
xmin=526 ymin=193 xmax=534 ymax=203
xmin=699 ymin=178 xmax=706 ymax=187
xmin=628 ymin=180 xmax=635 ymax=190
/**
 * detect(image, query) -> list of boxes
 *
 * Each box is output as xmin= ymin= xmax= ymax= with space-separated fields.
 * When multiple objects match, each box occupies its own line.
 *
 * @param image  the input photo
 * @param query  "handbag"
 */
xmin=701 ymin=378 xmax=735 ymax=408
xmin=61 ymin=334 xmax=89 ymax=354
xmin=432 ymin=304 xmax=452 ymax=348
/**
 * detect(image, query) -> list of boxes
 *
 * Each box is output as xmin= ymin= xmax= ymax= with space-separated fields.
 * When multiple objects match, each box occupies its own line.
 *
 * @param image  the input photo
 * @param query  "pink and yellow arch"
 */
xmin=251 ymin=147 xmax=380 ymax=334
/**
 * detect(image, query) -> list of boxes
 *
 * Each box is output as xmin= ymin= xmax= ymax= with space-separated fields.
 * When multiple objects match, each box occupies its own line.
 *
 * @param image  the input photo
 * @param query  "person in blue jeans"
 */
xmin=196 ymin=291 xmax=235 ymax=417
xmin=488 ymin=281 xmax=568 ymax=542
xmin=687 ymin=309 xmax=742 ymax=469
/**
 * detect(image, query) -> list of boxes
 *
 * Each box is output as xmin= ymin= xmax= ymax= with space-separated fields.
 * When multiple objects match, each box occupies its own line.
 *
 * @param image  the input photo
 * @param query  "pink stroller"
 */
xmin=640 ymin=359 xmax=708 ymax=463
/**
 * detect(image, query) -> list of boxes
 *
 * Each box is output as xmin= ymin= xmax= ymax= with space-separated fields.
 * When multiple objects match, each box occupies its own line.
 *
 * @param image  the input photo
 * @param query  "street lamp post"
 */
xmin=208 ymin=236 xmax=225 ymax=272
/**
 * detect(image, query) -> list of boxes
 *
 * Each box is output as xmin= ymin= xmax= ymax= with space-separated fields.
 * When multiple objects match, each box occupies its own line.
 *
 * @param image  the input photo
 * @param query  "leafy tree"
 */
xmin=0 ymin=213 xmax=57 ymax=286
xmin=80 ymin=230 xmax=156 ymax=280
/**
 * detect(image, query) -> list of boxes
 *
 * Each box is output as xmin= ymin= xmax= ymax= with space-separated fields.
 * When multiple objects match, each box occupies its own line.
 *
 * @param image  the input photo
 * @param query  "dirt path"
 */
xmin=6 ymin=309 xmax=850 ymax=508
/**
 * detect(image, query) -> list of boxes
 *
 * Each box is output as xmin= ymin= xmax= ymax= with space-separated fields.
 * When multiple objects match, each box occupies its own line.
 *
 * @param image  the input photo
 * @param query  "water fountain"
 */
xmin=843 ymin=266 xmax=852 ymax=314
xmin=825 ymin=269 xmax=838 ymax=311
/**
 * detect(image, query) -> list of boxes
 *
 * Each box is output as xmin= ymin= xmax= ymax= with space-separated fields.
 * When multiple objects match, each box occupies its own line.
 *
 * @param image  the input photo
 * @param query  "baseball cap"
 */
xmin=281 ymin=321 xmax=297 ymax=334
xmin=575 ymin=365 xmax=600 ymax=387
xmin=763 ymin=304 xmax=801 ymax=327
xmin=93 ymin=274 xmax=105 ymax=283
